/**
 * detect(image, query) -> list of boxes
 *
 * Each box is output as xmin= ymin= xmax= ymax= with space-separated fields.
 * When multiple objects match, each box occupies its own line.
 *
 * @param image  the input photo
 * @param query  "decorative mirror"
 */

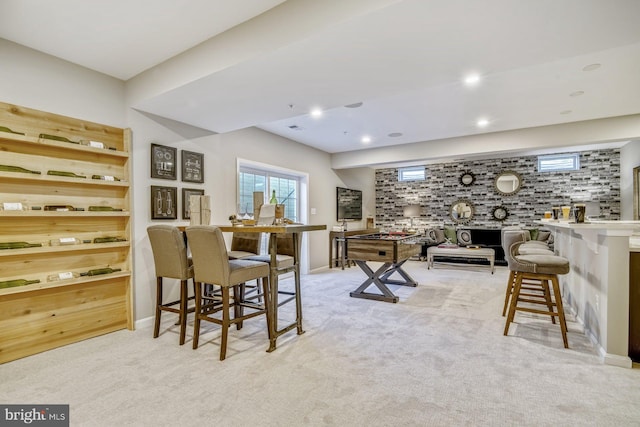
xmin=494 ymin=170 xmax=523 ymax=196
xmin=450 ymin=198 xmax=474 ymax=224
xmin=459 ymin=170 xmax=476 ymax=187
xmin=492 ymin=205 xmax=509 ymax=221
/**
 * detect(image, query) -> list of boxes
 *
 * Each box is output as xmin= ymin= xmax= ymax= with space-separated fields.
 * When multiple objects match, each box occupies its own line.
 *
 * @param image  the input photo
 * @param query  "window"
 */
xmin=398 ymin=166 xmax=426 ymax=181
xmin=238 ymin=165 xmax=300 ymax=223
xmin=537 ymin=153 xmax=580 ymax=172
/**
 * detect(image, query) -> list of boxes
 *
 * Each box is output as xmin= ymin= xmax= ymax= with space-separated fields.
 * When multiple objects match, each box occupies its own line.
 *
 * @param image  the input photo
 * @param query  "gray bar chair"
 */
xmin=503 ymin=238 xmax=571 ymax=348
xmin=186 ymin=225 xmax=271 ymax=360
xmin=147 ymin=225 xmax=195 ymax=345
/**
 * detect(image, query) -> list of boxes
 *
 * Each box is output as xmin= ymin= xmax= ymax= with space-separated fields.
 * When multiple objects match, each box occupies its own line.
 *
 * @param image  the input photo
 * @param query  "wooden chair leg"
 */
xmin=179 ymin=279 xmax=188 ymax=345
xmin=504 ymin=273 xmax=523 ymax=336
xmin=154 ymin=277 xmax=163 ymax=338
xmin=192 ymin=282 xmax=203 ymax=350
xmin=262 ymin=276 xmax=272 ymax=340
xmin=551 ymin=276 xmax=569 ymax=348
xmin=220 ymin=287 xmax=230 ymax=361
xmin=236 ymin=284 xmax=245 ymax=330
xmin=542 ymin=279 xmax=556 ymax=325
xmin=502 ymin=270 xmax=515 ymax=316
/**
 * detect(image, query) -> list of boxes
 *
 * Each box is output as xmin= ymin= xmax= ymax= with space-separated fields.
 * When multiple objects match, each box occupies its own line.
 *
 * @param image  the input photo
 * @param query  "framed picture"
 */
xmin=151 ymin=143 xmax=177 ymax=180
xmin=181 ymin=150 xmax=204 ymax=183
xmin=151 ymin=186 xmax=177 ymax=219
xmin=182 ymin=188 xmax=205 ymax=220
xmin=634 ymin=166 xmax=640 ymax=220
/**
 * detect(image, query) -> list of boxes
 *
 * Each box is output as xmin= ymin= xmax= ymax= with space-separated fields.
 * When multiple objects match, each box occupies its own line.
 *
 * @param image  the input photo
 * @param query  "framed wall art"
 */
xmin=181 ymin=150 xmax=204 ymax=183
xmin=182 ymin=188 xmax=205 ymax=220
xmin=151 ymin=185 xmax=177 ymax=219
xmin=151 ymin=143 xmax=177 ymax=180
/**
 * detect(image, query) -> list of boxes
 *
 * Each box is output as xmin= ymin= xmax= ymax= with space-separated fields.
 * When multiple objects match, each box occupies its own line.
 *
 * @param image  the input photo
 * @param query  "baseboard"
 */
xmin=135 ymin=316 xmax=154 ymax=330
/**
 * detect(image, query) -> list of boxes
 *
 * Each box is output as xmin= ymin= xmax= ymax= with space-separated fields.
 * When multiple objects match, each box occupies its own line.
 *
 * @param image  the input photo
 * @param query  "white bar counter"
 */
xmin=539 ymin=220 xmax=640 ymax=367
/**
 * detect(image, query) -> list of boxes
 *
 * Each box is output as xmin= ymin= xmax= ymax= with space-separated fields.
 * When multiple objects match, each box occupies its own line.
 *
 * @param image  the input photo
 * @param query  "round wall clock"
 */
xmin=492 ymin=205 xmax=509 ymax=221
xmin=459 ymin=170 xmax=476 ymax=187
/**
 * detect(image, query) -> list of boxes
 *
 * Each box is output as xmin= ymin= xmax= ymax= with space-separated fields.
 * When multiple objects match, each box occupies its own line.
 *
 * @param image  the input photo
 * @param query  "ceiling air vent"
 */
xmin=288 ymin=125 xmax=303 ymax=131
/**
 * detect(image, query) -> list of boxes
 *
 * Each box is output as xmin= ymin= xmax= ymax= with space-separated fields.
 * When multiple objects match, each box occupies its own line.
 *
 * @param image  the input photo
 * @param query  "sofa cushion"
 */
xmin=444 ymin=226 xmax=457 ymax=244
xmin=456 ymin=229 xmax=472 ymax=246
xmin=425 ymin=228 xmax=446 ymax=245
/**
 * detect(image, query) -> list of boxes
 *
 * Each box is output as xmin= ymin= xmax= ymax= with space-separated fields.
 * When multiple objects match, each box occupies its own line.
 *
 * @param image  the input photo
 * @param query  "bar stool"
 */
xmin=147 ymin=225 xmax=195 ymax=345
xmin=503 ymin=240 xmax=571 ymax=348
xmin=501 ymin=230 xmax=555 ymax=316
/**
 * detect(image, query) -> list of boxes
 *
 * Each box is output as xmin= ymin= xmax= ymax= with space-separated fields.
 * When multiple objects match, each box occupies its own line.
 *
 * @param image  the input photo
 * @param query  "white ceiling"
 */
xmin=1 ymin=0 xmax=640 ymax=155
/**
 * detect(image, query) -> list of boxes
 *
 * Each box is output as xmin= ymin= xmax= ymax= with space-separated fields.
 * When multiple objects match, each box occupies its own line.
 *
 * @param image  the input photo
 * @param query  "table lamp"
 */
xmin=403 ymin=204 xmax=421 ymax=232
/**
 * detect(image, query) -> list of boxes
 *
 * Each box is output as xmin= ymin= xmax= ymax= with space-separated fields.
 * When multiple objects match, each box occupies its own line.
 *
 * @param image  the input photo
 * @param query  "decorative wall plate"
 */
xmin=459 ymin=170 xmax=476 ymax=187
xmin=492 ymin=205 xmax=509 ymax=221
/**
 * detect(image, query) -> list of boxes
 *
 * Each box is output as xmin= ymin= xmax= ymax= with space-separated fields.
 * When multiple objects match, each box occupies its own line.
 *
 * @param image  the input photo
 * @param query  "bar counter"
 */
xmin=539 ymin=220 xmax=640 ymax=367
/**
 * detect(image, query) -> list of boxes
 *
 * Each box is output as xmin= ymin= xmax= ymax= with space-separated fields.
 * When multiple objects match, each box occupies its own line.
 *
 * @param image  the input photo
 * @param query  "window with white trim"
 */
xmin=398 ymin=166 xmax=426 ymax=181
xmin=537 ymin=153 xmax=580 ymax=172
xmin=238 ymin=165 xmax=300 ymax=223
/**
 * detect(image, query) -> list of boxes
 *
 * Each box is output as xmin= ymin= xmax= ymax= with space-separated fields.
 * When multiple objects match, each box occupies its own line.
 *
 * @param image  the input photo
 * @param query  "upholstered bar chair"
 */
xmin=147 ymin=225 xmax=195 ymax=345
xmin=228 ymin=232 xmax=262 ymax=259
xmin=503 ymin=239 xmax=571 ymax=348
xmin=186 ymin=225 xmax=271 ymax=361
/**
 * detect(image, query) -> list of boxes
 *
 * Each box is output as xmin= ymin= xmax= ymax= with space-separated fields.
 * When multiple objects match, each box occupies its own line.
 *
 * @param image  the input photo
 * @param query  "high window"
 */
xmin=398 ymin=166 xmax=426 ymax=181
xmin=537 ymin=153 xmax=580 ymax=172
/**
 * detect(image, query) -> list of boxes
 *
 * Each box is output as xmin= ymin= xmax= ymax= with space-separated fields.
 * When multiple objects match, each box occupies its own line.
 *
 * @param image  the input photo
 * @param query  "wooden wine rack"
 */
xmin=0 ymin=101 xmax=133 ymax=364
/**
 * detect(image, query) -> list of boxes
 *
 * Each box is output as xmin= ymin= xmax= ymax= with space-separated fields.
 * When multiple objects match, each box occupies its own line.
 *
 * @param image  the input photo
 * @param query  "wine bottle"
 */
xmin=91 ymin=175 xmax=121 ymax=181
xmin=0 ymin=241 xmax=42 ymax=250
xmin=93 ymin=236 xmax=126 ymax=243
xmin=47 ymin=271 xmax=81 ymax=281
xmin=270 ymin=190 xmax=278 ymax=204
xmin=49 ymin=237 xmax=83 ymax=246
xmin=80 ymin=267 xmax=122 ymax=277
xmin=47 ymin=170 xmax=86 ymax=179
xmin=39 ymin=133 xmax=79 ymax=144
xmin=0 ymin=164 xmax=41 ymax=175
xmin=0 ymin=279 xmax=40 ymax=289
xmin=88 ymin=206 xmax=123 ymax=212
xmin=44 ymin=205 xmax=81 ymax=211
xmin=0 ymin=126 xmax=25 ymax=135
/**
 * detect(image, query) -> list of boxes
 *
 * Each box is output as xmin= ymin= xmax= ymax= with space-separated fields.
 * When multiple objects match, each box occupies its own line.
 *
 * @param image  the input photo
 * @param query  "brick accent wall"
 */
xmin=375 ymin=148 xmax=620 ymax=230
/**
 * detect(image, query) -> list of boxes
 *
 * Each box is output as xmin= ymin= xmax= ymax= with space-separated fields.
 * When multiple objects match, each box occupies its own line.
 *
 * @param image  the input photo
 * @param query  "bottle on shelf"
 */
xmin=270 ymin=190 xmax=278 ymax=204
xmin=80 ymin=267 xmax=122 ymax=277
xmin=92 ymin=236 xmax=127 ymax=243
xmin=0 ymin=164 xmax=41 ymax=175
xmin=79 ymin=140 xmax=116 ymax=150
xmin=47 ymin=271 xmax=81 ymax=282
xmin=0 ymin=241 xmax=42 ymax=250
xmin=49 ymin=237 xmax=84 ymax=246
xmin=1 ymin=202 xmax=26 ymax=211
xmin=0 ymin=278 xmax=40 ymax=289
xmin=88 ymin=206 xmax=123 ymax=212
xmin=44 ymin=205 xmax=83 ymax=212
xmin=39 ymin=133 xmax=79 ymax=144
xmin=0 ymin=126 xmax=25 ymax=135
xmin=91 ymin=175 xmax=121 ymax=181
xmin=47 ymin=170 xmax=86 ymax=179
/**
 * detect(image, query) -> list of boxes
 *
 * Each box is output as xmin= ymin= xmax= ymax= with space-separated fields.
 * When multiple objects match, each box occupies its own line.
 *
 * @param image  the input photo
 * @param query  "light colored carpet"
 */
xmin=2 ymin=262 xmax=640 ymax=426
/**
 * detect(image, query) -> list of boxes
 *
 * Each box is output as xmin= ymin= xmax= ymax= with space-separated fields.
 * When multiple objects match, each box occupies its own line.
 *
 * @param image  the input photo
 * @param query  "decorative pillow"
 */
xmin=456 ymin=229 xmax=472 ymax=246
xmin=529 ymin=228 xmax=539 ymax=241
xmin=537 ymin=230 xmax=551 ymax=242
xmin=434 ymin=228 xmax=446 ymax=244
xmin=444 ymin=226 xmax=457 ymax=244
xmin=425 ymin=228 xmax=438 ymax=244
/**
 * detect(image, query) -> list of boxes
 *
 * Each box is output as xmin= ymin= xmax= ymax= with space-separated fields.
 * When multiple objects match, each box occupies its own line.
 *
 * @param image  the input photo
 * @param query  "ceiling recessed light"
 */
xmin=361 ymin=135 xmax=371 ymax=144
xmin=570 ymin=91 xmax=584 ymax=97
xmin=583 ymin=63 xmax=601 ymax=72
xmin=388 ymin=132 xmax=403 ymax=137
xmin=345 ymin=102 xmax=363 ymax=108
xmin=476 ymin=119 xmax=489 ymax=128
xmin=310 ymin=108 xmax=323 ymax=118
xmin=464 ymin=73 xmax=481 ymax=86
xmin=560 ymin=110 xmax=572 ymax=115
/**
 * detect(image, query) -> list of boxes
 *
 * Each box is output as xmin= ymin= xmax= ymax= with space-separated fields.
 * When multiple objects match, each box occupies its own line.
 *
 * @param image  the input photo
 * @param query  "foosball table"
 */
xmin=346 ymin=233 xmax=421 ymax=303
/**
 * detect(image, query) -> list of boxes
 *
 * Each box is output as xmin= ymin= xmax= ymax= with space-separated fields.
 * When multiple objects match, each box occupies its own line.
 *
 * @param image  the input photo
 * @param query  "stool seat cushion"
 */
xmin=518 ymin=244 xmax=554 ymax=255
xmin=228 ymin=259 xmax=270 ymax=285
xmin=245 ymin=254 xmax=294 ymax=269
xmin=514 ymin=254 xmax=570 ymax=275
xmin=228 ymin=250 xmax=259 ymax=260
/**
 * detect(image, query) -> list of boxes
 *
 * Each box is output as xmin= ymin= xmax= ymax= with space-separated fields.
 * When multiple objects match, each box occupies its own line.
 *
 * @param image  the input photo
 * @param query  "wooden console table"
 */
xmin=329 ymin=228 xmax=378 ymax=269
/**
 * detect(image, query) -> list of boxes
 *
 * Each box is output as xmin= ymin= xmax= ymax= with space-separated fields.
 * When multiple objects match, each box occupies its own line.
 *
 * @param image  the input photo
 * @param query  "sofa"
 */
xmin=419 ymin=226 xmax=553 ymax=266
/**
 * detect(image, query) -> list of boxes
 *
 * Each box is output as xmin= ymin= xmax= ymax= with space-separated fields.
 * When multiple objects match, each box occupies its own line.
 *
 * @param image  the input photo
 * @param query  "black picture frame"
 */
xmin=151 ymin=143 xmax=177 ymax=180
xmin=151 ymin=186 xmax=177 ymax=219
xmin=182 ymin=188 xmax=205 ymax=220
xmin=181 ymin=150 xmax=204 ymax=183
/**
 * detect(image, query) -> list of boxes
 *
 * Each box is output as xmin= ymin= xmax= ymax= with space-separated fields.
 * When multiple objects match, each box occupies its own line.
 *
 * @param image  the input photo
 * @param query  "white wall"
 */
xmin=0 ymin=39 xmax=125 ymax=127
xmin=620 ymin=141 xmax=640 ymax=219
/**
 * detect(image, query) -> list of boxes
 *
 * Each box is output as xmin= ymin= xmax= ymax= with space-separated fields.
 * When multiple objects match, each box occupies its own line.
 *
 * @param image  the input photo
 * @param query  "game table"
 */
xmin=346 ymin=233 xmax=421 ymax=303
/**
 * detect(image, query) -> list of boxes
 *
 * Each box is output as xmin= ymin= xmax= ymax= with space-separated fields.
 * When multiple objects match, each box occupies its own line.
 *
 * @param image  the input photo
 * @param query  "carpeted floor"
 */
xmin=1 ymin=262 xmax=639 ymax=426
